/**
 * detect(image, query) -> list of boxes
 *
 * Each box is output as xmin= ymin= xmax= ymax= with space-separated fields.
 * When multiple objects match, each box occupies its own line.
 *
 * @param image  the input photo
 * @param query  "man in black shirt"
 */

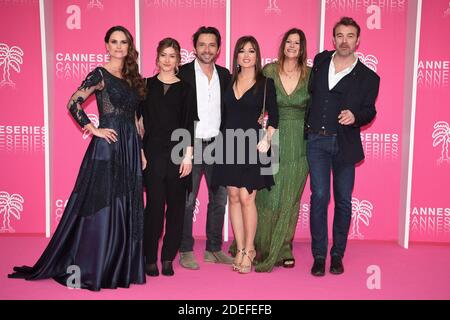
xmin=306 ymin=17 xmax=380 ymax=276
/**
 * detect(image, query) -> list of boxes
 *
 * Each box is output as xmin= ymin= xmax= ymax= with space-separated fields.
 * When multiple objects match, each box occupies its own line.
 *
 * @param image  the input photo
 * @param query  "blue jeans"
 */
xmin=306 ymin=134 xmax=355 ymax=259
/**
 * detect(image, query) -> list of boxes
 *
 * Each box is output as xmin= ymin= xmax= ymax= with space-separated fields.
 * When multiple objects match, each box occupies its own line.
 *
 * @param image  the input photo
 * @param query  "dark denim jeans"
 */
xmin=180 ymin=141 xmax=227 ymax=252
xmin=306 ymin=133 xmax=355 ymax=259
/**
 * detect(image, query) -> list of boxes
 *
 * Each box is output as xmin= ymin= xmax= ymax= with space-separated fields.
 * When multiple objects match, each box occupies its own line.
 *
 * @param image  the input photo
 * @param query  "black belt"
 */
xmin=307 ymin=127 xmax=337 ymax=137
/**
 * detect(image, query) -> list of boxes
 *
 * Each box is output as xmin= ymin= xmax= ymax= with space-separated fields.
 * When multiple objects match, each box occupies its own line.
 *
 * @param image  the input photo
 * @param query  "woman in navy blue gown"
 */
xmin=8 ymin=26 xmax=147 ymax=291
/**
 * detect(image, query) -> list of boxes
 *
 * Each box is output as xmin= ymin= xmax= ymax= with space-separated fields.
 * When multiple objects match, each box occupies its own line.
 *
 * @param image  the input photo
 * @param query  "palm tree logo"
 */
xmin=356 ymin=52 xmax=378 ymax=73
xmin=192 ymin=198 xmax=200 ymax=222
xmin=0 ymin=191 xmax=24 ymax=233
xmin=297 ymin=203 xmax=310 ymax=230
xmin=444 ymin=2 xmax=450 ymax=17
xmin=0 ymin=43 xmax=24 ymax=88
xmin=432 ymin=121 xmax=450 ymax=165
xmin=88 ymin=0 xmax=103 ymax=9
xmin=265 ymin=0 xmax=281 ymax=14
xmin=181 ymin=49 xmax=195 ymax=65
xmin=82 ymin=114 xmax=99 ymax=139
xmin=349 ymin=197 xmax=373 ymax=239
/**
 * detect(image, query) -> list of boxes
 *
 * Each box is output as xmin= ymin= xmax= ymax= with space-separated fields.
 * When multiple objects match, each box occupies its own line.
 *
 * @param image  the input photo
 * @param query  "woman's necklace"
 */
xmin=282 ymin=68 xmax=300 ymax=79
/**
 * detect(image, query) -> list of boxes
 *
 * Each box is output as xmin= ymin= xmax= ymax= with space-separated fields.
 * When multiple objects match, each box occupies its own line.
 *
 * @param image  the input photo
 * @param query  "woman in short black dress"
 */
xmin=214 ymin=36 xmax=278 ymax=274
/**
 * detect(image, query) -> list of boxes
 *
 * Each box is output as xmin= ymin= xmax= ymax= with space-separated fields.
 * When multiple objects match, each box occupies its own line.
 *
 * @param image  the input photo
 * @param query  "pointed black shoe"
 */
xmin=145 ymin=263 xmax=159 ymax=277
xmin=311 ymin=257 xmax=326 ymax=277
xmin=162 ymin=261 xmax=174 ymax=276
xmin=330 ymin=256 xmax=344 ymax=275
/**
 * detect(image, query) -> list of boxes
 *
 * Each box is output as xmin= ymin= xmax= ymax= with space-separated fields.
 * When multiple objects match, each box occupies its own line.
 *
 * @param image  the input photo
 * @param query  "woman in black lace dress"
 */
xmin=8 ymin=26 xmax=147 ymax=291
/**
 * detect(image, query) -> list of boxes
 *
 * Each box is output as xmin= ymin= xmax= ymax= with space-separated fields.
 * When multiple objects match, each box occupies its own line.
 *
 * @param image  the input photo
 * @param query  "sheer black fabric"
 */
xmin=140 ymin=76 xmax=197 ymax=187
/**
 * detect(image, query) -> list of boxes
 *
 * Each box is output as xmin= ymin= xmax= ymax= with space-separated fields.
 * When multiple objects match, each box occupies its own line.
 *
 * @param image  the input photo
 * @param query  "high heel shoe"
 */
xmin=145 ymin=263 xmax=159 ymax=277
xmin=232 ymin=248 xmax=245 ymax=271
xmin=162 ymin=261 xmax=174 ymax=276
xmin=282 ymin=258 xmax=295 ymax=268
xmin=238 ymin=249 xmax=256 ymax=274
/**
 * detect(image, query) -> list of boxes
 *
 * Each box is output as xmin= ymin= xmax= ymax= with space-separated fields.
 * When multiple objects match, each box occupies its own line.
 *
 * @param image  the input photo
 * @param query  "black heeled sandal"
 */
xmin=145 ymin=263 xmax=159 ymax=276
xmin=162 ymin=261 xmax=174 ymax=276
xmin=282 ymin=259 xmax=295 ymax=268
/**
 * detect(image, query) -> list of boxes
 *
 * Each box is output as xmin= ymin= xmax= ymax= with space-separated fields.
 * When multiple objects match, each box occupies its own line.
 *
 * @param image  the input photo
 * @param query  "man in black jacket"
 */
xmin=306 ymin=17 xmax=380 ymax=276
xmin=178 ymin=26 xmax=233 ymax=269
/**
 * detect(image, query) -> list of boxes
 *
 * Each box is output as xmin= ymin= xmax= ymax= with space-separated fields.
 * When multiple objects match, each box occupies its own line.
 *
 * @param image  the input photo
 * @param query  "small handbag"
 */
xmin=259 ymin=77 xmax=268 ymax=130
xmin=258 ymin=78 xmax=271 ymax=156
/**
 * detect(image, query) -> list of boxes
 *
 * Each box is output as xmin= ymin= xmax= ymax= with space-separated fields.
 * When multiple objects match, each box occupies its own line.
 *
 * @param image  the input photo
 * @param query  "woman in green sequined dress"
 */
xmin=254 ymin=28 xmax=310 ymax=272
xmin=228 ymin=28 xmax=310 ymax=272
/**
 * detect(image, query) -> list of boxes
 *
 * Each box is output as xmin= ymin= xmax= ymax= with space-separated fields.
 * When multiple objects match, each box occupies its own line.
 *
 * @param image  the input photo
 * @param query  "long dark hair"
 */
xmin=104 ymin=26 xmax=146 ymax=97
xmin=277 ymin=28 xmax=308 ymax=84
xmin=231 ymin=36 xmax=264 ymax=93
xmin=155 ymin=37 xmax=181 ymax=74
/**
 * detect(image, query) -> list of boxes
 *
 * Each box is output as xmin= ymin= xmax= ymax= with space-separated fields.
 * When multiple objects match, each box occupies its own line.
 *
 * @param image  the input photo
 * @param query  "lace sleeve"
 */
xmin=67 ymin=67 xmax=104 ymax=128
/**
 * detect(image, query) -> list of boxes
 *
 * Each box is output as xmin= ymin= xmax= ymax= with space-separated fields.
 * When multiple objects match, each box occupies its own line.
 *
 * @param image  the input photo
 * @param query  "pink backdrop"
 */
xmin=0 ymin=0 xmax=45 ymax=235
xmin=1 ymin=0 xmax=449 ymax=245
xmin=410 ymin=0 xmax=450 ymax=242
xmin=140 ymin=0 xmax=226 ymax=75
